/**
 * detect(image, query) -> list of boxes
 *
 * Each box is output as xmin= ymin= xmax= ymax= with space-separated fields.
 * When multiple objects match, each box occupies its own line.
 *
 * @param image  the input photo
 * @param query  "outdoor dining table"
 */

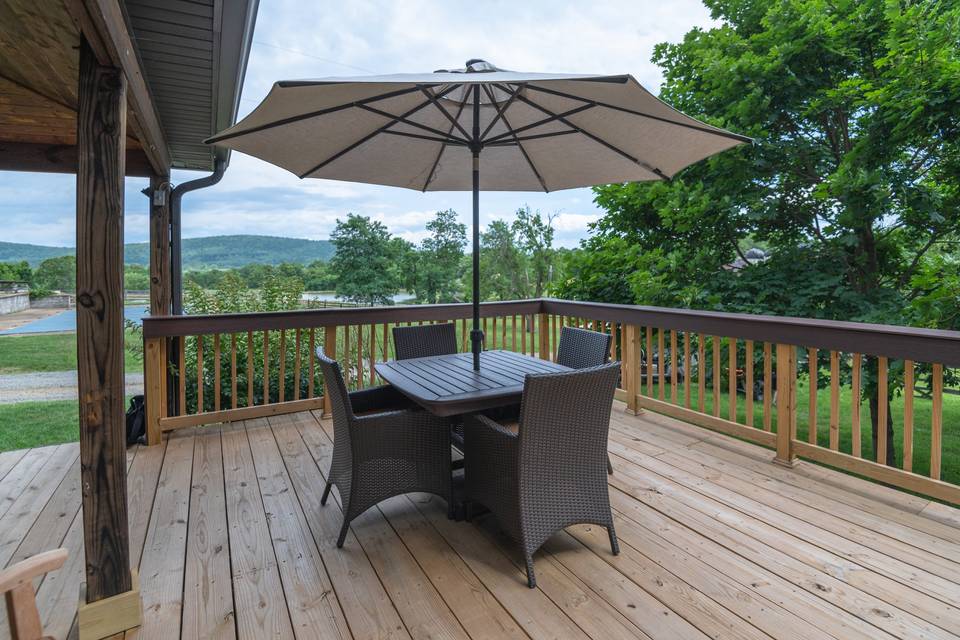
xmin=375 ymin=350 xmax=571 ymax=417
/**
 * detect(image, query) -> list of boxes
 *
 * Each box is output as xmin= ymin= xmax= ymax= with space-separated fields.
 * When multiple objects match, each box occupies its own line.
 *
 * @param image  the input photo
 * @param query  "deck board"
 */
xmin=2 ymin=402 xmax=960 ymax=640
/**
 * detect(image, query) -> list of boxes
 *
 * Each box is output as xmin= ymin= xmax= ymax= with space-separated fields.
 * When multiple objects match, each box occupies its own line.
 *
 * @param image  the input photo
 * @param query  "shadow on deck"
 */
xmin=2 ymin=403 xmax=959 ymax=640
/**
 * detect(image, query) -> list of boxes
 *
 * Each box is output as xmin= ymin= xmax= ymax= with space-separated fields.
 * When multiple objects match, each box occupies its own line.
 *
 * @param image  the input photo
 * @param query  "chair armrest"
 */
xmin=348 ymin=385 xmax=414 ymax=414
xmin=0 ymin=548 xmax=67 ymax=593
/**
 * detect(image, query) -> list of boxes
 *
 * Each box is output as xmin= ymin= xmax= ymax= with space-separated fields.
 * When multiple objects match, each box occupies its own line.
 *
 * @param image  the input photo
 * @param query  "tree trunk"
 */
xmin=868 ymin=389 xmax=897 ymax=467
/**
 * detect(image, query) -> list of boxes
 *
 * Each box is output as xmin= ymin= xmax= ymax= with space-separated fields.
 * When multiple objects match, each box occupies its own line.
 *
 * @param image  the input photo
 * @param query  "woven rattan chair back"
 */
xmin=392 ymin=323 xmax=458 ymax=360
xmin=555 ymin=326 xmax=612 ymax=369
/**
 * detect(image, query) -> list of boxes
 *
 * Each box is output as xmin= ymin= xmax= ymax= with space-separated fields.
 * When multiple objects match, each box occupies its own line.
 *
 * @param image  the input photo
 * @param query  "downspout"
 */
xmin=170 ymin=157 xmax=226 ymax=314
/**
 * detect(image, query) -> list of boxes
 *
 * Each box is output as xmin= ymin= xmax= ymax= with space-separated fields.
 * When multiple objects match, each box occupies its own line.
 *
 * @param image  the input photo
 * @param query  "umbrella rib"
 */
xmin=422 ymin=85 xmax=468 ymax=192
xmin=482 ymin=84 xmax=549 ymax=192
xmin=418 ymin=87 xmax=473 ymax=142
xmin=484 ymin=130 xmax=579 ymax=145
xmin=382 ymin=130 xmax=468 ymax=145
xmin=479 ymin=84 xmax=521 ymax=141
xmin=523 ymin=83 xmax=753 ymax=144
xmin=356 ymin=103 xmax=470 ymax=144
xmin=297 ymin=91 xmax=455 ymax=178
xmin=482 ymin=102 xmax=595 ymax=145
xmin=499 ymin=83 xmax=668 ymax=180
xmin=205 ymin=84 xmax=431 ymax=144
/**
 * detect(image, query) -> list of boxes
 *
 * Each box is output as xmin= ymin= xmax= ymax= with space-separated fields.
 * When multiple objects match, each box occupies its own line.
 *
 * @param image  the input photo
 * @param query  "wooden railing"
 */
xmin=143 ymin=298 xmax=959 ymax=504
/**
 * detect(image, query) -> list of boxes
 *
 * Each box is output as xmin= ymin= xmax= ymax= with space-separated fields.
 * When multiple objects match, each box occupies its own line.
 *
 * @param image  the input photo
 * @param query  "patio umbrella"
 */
xmin=206 ymin=59 xmax=750 ymax=370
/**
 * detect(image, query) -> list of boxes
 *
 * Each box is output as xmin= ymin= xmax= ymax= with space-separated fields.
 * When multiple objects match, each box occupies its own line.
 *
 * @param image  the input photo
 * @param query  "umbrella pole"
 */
xmin=470 ymin=85 xmax=482 ymax=371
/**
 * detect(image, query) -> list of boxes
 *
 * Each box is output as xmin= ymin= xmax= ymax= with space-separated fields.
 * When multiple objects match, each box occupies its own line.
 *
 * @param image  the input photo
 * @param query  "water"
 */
xmin=302 ymin=291 xmax=415 ymax=303
xmin=0 ymin=306 xmax=149 ymax=335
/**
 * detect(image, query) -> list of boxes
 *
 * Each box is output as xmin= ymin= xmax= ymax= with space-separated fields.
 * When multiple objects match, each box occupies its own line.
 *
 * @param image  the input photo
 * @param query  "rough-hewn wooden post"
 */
xmin=148 ymin=174 xmax=171 ymax=316
xmin=75 ymin=37 xmax=134 ymax=605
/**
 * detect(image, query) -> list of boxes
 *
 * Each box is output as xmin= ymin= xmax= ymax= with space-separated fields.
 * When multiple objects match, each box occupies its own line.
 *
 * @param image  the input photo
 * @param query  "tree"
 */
xmin=0 ymin=261 xmax=31 ymax=283
xmin=512 ymin=206 xmax=557 ymax=297
xmin=413 ymin=209 xmax=466 ymax=303
xmin=480 ymin=219 xmax=526 ymax=300
xmin=587 ymin=0 xmax=960 ymax=465
xmin=303 ymin=260 xmax=337 ymax=291
xmin=329 ymin=213 xmax=400 ymax=305
xmin=32 ymin=255 xmax=76 ymax=292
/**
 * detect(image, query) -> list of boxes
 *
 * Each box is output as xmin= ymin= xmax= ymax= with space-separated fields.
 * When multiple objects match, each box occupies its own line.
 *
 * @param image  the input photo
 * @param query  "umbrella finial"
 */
xmin=465 ymin=59 xmax=500 ymax=73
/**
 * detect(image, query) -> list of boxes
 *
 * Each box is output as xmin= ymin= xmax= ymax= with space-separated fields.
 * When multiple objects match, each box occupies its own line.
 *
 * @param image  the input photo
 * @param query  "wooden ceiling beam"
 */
xmin=62 ymin=0 xmax=171 ymax=174
xmin=0 ymin=141 xmax=153 ymax=177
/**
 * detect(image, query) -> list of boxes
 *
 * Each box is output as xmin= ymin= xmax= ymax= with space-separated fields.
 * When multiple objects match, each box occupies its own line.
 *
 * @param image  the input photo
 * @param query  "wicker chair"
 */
xmin=556 ymin=326 xmax=612 ymax=369
xmin=464 ymin=362 xmax=621 ymax=588
xmin=555 ymin=326 xmax=615 ymax=474
xmin=317 ymin=350 xmax=452 ymax=546
xmin=392 ymin=322 xmax=467 ymax=450
xmin=392 ymin=323 xmax=458 ymax=360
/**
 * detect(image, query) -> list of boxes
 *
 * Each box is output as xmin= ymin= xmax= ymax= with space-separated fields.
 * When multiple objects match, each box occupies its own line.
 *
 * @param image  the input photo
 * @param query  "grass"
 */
xmin=648 ymin=378 xmax=960 ymax=486
xmin=0 ymin=331 xmax=142 ymax=374
xmin=0 ymin=399 xmax=79 ymax=451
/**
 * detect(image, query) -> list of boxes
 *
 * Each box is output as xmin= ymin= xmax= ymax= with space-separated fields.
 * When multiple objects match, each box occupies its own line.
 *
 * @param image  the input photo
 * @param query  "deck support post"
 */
xmin=75 ymin=35 xmax=141 ymax=637
xmin=773 ymin=343 xmax=798 ymax=467
xmin=538 ymin=313 xmax=550 ymax=360
xmin=146 ymin=174 xmax=171 ymax=444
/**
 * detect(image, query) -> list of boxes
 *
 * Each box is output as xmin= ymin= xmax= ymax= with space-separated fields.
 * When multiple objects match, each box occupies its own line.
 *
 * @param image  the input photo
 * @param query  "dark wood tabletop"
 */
xmin=375 ymin=350 xmax=571 ymax=416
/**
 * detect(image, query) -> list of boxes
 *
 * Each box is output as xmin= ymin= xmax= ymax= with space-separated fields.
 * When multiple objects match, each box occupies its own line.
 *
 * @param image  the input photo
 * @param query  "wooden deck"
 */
xmin=2 ymin=403 xmax=960 ymax=640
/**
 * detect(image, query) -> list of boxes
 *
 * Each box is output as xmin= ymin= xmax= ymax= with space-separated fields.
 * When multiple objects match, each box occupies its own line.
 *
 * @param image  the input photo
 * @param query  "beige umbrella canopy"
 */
xmin=206 ymin=59 xmax=750 ymax=369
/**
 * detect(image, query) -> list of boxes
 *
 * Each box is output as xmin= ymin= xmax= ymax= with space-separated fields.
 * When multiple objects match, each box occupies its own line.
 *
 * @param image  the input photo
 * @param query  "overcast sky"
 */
xmin=0 ymin=0 xmax=716 ymax=249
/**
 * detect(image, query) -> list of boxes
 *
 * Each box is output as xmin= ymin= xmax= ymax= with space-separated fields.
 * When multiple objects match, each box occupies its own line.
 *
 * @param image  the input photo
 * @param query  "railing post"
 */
xmin=625 ymin=324 xmax=641 ymax=415
xmin=144 ymin=337 xmax=166 ymax=445
xmin=322 ymin=325 xmax=337 ymax=417
xmin=538 ymin=313 xmax=549 ymax=360
xmin=773 ymin=343 xmax=797 ymax=466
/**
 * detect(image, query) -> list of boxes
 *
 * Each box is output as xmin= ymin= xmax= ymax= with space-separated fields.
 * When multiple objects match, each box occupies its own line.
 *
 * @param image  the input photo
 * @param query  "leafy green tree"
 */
xmin=413 ymin=209 xmax=466 ymax=303
xmin=479 ymin=219 xmax=526 ymax=301
xmin=330 ymin=214 xmax=400 ymax=305
xmin=0 ymin=261 xmax=31 ymax=283
xmin=587 ymin=0 xmax=960 ymax=465
xmin=124 ymin=264 xmax=151 ymax=291
xmin=303 ymin=260 xmax=337 ymax=291
xmin=512 ymin=206 xmax=557 ymax=297
xmin=32 ymin=255 xmax=76 ymax=292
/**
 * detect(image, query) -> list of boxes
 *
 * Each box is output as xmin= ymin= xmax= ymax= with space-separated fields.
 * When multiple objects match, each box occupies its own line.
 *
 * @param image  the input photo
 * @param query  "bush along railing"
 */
xmin=144 ymin=298 xmax=959 ymax=504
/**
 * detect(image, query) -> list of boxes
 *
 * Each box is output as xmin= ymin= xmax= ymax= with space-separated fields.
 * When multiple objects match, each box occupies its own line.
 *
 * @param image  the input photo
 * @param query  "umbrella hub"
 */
xmin=433 ymin=59 xmax=504 ymax=74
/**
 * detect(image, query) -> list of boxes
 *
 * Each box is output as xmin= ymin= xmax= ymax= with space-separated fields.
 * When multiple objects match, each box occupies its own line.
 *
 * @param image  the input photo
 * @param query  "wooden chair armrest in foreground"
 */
xmin=1 ymin=549 xmax=68 ymax=640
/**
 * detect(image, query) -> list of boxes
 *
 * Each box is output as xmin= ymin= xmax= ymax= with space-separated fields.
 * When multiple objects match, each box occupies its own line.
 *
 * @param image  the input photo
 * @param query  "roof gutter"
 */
xmin=170 ymin=158 xmax=226 ymax=314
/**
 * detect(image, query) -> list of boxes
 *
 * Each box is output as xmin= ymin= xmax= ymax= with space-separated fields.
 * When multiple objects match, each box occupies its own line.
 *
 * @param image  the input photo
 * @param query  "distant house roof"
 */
xmin=0 ymin=0 xmax=259 ymax=175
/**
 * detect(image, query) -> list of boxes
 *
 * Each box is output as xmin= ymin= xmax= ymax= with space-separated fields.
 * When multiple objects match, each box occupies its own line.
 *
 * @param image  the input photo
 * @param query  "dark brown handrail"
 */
xmin=142 ymin=297 xmax=960 ymax=366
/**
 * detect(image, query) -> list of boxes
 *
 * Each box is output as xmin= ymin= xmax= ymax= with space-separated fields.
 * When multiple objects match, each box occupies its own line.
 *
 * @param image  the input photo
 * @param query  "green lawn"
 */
xmin=647 ymin=378 xmax=960 ymax=486
xmin=0 ymin=331 xmax=142 ymax=374
xmin=0 ymin=400 xmax=79 ymax=451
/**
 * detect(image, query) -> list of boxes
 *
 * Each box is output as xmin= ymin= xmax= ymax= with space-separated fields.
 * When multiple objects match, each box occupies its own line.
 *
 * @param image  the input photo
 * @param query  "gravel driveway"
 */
xmin=0 ymin=370 xmax=144 ymax=404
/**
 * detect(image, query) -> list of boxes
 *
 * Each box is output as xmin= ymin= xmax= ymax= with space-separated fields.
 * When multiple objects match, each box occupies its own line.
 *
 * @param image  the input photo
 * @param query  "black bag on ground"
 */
xmin=126 ymin=395 xmax=146 ymax=446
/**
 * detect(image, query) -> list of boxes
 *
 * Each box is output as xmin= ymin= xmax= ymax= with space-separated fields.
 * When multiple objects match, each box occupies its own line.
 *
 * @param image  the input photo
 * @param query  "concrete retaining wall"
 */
xmin=0 ymin=293 xmax=30 ymax=315
xmin=31 ymin=294 xmax=75 ymax=309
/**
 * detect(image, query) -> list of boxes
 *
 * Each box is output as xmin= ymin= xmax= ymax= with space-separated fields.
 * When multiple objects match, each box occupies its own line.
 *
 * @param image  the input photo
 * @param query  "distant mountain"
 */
xmin=0 ymin=235 xmax=334 ymax=269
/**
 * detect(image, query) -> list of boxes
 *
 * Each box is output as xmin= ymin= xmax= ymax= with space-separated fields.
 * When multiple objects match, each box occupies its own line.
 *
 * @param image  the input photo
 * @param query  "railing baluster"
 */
xmin=503 ymin=314 xmax=508 ymax=354
xmin=230 ymin=334 xmax=237 ymax=410
xmin=877 ymin=356 xmax=888 ymax=464
xmin=646 ymin=326 xmax=653 ymax=396
xmin=512 ymin=315 xmax=518 ymax=353
xmin=684 ymin=332 xmax=692 ymax=410
xmin=461 ymin=317 xmax=467 ymax=353
xmin=625 ymin=324 xmax=640 ymax=414
xmin=213 ymin=334 xmax=221 ymax=412
xmin=807 ymin=348 xmax=817 ymax=444
xmin=728 ymin=338 xmax=737 ymax=423
xmin=197 ymin=334 xmax=204 ymax=413
xmin=294 ymin=329 xmax=302 ymax=400
xmin=178 ymin=337 xmax=186 ymax=415
xmin=744 ymin=340 xmax=754 ymax=427
xmin=343 ymin=325 xmax=351 ymax=389
xmin=262 ymin=330 xmax=270 ymax=404
xmin=356 ymin=324 xmax=364 ymax=389
xmin=931 ymin=363 xmax=943 ymax=480
xmin=712 ymin=336 xmax=721 ymax=418
xmin=698 ymin=334 xmax=706 ymax=413
xmin=246 ymin=331 xmax=253 ymax=407
xmin=278 ymin=330 xmax=286 ymax=403
xmin=762 ymin=342 xmax=772 ymax=431
xmin=323 ymin=326 xmax=337 ymax=416
xmin=369 ymin=324 xmax=376 ymax=386
xmin=658 ymin=329 xmax=666 ymax=401
xmin=903 ymin=359 xmax=913 ymax=471
xmin=851 ymin=353 xmax=861 ymax=457
xmin=670 ymin=330 xmax=678 ymax=405
xmin=308 ymin=328 xmax=315 ymax=399
xmin=829 ymin=350 xmax=839 ymax=450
